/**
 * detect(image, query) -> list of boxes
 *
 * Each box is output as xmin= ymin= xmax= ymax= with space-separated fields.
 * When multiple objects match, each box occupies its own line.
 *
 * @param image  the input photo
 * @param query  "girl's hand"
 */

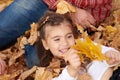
xmin=64 ymin=49 xmax=81 ymax=77
xmin=105 ymin=50 xmax=120 ymax=66
xmin=0 ymin=57 xmax=6 ymax=75
xmin=70 ymin=7 xmax=96 ymax=29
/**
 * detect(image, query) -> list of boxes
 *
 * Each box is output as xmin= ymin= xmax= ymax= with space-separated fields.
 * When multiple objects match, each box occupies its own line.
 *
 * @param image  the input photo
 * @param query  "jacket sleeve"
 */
xmin=68 ymin=0 xmax=112 ymax=8
xmin=52 ymin=67 xmax=77 ymax=80
xmin=43 ymin=0 xmax=58 ymax=10
xmin=43 ymin=0 xmax=112 ymax=9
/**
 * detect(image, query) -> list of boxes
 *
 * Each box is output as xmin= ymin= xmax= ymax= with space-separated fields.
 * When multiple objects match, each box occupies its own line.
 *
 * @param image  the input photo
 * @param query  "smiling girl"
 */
xmin=36 ymin=12 xmax=120 ymax=80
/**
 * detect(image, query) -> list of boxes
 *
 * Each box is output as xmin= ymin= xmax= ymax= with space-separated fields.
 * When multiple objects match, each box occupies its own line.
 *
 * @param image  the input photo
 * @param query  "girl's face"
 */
xmin=42 ymin=23 xmax=75 ymax=58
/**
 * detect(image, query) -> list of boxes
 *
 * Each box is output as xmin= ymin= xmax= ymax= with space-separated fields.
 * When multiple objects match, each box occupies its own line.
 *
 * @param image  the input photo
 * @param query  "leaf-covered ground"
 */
xmin=0 ymin=0 xmax=120 ymax=80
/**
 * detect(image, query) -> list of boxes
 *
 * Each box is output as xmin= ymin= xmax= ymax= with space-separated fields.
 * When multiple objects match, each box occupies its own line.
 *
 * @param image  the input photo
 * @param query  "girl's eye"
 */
xmin=54 ymin=38 xmax=60 ymax=41
xmin=67 ymin=35 xmax=73 ymax=38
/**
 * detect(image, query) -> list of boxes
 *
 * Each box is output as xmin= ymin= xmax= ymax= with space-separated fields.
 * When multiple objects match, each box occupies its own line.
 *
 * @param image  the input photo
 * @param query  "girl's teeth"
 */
xmin=60 ymin=49 xmax=68 ymax=53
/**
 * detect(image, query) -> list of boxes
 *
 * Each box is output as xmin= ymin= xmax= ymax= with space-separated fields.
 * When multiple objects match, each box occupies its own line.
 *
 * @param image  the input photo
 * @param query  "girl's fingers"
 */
xmin=63 ymin=49 xmax=79 ymax=63
xmin=105 ymin=51 xmax=120 ymax=65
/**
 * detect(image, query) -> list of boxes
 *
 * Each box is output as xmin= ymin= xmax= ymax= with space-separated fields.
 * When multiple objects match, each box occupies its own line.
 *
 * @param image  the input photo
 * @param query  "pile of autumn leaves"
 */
xmin=0 ymin=0 xmax=120 ymax=80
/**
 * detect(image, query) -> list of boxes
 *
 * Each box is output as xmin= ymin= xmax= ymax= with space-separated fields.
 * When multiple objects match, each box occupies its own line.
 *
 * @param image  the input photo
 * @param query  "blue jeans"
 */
xmin=0 ymin=0 xmax=48 ymax=68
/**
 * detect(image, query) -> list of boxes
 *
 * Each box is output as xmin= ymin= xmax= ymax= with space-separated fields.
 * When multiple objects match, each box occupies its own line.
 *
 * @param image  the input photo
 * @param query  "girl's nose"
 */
xmin=61 ymin=39 xmax=69 ymax=46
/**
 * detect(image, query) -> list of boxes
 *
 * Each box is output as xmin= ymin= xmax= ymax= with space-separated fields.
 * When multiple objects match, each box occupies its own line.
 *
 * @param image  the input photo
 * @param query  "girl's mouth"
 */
xmin=59 ymin=48 xmax=70 ymax=53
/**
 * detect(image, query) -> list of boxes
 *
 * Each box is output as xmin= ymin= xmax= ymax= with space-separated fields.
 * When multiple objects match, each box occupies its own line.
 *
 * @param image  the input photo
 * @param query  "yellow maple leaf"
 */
xmin=71 ymin=36 xmax=108 ymax=62
xmin=106 ymin=25 xmax=117 ymax=34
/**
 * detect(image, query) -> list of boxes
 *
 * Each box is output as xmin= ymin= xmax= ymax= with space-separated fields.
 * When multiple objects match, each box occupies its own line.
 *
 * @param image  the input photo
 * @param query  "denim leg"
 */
xmin=0 ymin=0 xmax=48 ymax=49
xmin=0 ymin=0 xmax=48 ymax=68
xmin=25 ymin=44 xmax=40 ymax=68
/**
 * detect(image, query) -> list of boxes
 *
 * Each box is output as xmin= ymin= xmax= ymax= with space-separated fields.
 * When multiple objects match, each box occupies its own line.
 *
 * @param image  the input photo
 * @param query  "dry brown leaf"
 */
xmin=9 ymin=50 xmax=24 ymax=66
xmin=35 ymin=67 xmax=45 ymax=80
xmin=28 ymin=23 xmax=39 ymax=45
xmin=105 ymin=25 xmax=117 ymax=34
xmin=112 ymin=0 xmax=120 ymax=11
xmin=113 ymin=65 xmax=120 ymax=71
xmin=0 ymin=3 xmax=7 ymax=12
xmin=41 ymin=69 xmax=53 ymax=80
xmin=0 ymin=52 xmax=7 ymax=60
xmin=35 ymin=67 xmax=54 ymax=80
xmin=109 ymin=33 xmax=120 ymax=51
xmin=18 ymin=66 xmax=37 ymax=80
xmin=0 ymin=70 xmax=22 ymax=80
xmin=96 ymin=25 xmax=105 ymax=31
xmin=35 ymin=58 xmax=63 ymax=80
xmin=113 ymin=9 xmax=120 ymax=24
xmin=93 ymin=32 xmax=102 ymax=43
xmin=0 ymin=0 xmax=13 ymax=5
xmin=89 ymin=25 xmax=97 ymax=31
xmin=53 ymin=68 xmax=61 ymax=75
xmin=0 ymin=0 xmax=13 ymax=12
xmin=19 ymin=37 xmax=28 ymax=49
xmin=76 ymin=24 xmax=84 ymax=34
xmin=102 ymin=25 xmax=118 ymax=41
xmin=49 ymin=58 xmax=61 ymax=68
xmin=56 ymin=0 xmax=76 ymax=14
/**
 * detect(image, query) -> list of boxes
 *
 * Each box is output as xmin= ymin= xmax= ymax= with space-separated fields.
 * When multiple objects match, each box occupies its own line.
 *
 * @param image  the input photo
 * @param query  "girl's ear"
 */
xmin=41 ymin=39 xmax=49 ymax=50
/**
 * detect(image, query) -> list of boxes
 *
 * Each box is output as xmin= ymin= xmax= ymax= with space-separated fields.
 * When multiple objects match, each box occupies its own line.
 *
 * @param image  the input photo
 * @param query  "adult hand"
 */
xmin=70 ymin=7 xmax=96 ymax=29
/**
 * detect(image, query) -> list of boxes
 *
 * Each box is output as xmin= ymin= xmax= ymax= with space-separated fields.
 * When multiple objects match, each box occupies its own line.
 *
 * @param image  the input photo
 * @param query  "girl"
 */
xmin=36 ymin=12 xmax=120 ymax=80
